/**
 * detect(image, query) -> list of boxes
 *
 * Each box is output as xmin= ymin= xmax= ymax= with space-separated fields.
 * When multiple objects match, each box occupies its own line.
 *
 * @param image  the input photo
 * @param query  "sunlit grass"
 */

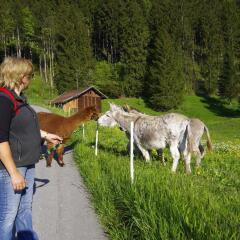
xmin=73 ymin=120 xmax=240 ymax=240
xmin=73 ymin=95 xmax=240 ymax=239
xmin=26 ymin=81 xmax=240 ymax=239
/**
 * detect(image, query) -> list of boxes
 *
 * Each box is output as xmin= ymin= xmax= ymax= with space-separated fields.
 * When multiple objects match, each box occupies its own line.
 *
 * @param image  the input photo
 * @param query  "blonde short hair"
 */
xmin=0 ymin=57 xmax=33 ymax=90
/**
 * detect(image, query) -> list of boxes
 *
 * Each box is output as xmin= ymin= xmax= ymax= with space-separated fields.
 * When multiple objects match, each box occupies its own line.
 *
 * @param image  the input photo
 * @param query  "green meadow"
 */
xmin=2 ymin=0 xmax=240 ymax=238
xmin=71 ymin=96 xmax=240 ymax=240
xmin=26 ymin=80 xmax=239 ymax=239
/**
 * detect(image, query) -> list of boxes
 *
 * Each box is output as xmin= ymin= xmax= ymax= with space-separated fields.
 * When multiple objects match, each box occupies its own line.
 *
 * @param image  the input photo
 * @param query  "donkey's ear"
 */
xmin=109 ymin=102 xmax=114 ymax=111
xmin=110 ymin=103 xmax=121 ymax=111
xmin=123 ymin=104 xmax=131 ymax=112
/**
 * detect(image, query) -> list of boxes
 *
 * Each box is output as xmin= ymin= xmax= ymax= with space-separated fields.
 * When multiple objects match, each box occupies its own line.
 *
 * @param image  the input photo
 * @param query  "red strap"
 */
xmin=0 ymin=87 xmax=19 ymax=114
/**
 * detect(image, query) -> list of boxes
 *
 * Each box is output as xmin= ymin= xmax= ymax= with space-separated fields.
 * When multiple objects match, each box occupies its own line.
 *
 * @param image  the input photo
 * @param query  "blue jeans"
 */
xmin=0 ymin=165 xmax=36 ymax=240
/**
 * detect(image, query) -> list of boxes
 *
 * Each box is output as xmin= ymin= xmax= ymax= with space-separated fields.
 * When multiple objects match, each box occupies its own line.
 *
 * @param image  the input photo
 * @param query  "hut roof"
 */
xmin=50 ymin=86 xmax=107 ymax=104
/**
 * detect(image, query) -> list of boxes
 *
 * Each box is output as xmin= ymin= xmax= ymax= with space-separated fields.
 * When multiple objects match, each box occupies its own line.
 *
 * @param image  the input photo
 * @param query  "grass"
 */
xmin=102 ymin=95 xmax=240 ymax=141
xmin=26 ymin=81 xmax=240 ymax=239
xmin=72 ymin=95 xmax=240 ymax=240
xmin=72 ymin=122 xmax=240 ymax=239
xmin=25 ymin=75 xmax=67 ymax=115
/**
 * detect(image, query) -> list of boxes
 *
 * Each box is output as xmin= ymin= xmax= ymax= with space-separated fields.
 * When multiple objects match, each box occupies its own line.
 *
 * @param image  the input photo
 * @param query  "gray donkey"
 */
xmin=98 ymin=103 xmax=193 ymax=173
xmin=123 ymin=105 xmax=213 ymax=168
xmin=189 ymin=118 xmax=212 ymax=167
xmin=122 ymin=106 xmax=166 ymax=164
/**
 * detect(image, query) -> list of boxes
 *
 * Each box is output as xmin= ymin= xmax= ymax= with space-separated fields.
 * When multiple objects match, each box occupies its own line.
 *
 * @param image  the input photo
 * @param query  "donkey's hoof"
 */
xmin=196 ymin=168 xmax=201 ymax=175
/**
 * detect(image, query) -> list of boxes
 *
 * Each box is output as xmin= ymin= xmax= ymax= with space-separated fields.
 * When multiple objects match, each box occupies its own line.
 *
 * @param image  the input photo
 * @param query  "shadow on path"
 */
xmin=34 ymin=178 xmax=50 ymax=194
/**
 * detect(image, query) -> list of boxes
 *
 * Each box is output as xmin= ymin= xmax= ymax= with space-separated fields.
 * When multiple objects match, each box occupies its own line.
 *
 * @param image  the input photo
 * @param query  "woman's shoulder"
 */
xmin=0 ymin=94 xmax=14 ymax=109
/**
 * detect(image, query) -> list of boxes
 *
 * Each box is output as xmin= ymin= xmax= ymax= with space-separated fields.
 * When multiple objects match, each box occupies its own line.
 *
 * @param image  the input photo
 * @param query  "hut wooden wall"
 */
xmin=78 ymin=90 xmax=101 ymax=112
xmin=62 ymin=89 xmax=102 ymax=114
xmin=63 ymin=98 xmax=78 ymax=113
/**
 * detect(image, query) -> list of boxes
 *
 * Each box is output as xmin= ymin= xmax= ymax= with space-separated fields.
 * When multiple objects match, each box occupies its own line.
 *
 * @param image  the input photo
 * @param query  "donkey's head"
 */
xmin=98 ymin=103 xmax=122 ymax=127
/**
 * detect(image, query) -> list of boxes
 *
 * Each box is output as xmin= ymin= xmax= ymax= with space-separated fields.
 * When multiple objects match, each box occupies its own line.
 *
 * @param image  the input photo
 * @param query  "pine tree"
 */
xmin=92 ymin=61 xmax=121 ymax=97
xmin=218 ymin=0 xmax=240 ymax=102
xmin=19 ymin=7 xmax=35 ymax=58
xmin=145 ymin=28 xmax=184 ymax=110
xmin=54 ymin=3 xmax=93 ymax=93
xmin=0 ymin=0 xmax=16 ymax=58
xmin=193 ymin=0 xmax=223 ymax=94
xmin=92 ymin=0 xmax=149 ymax=97
xmin=118 ymin=0 xmax=149 ymax=97
xmin=218 ymin=51 xmax=238 ymax=102
xmin=92 ymin=0 xmax=120 ymax=63
xmin=1 ymin=0 xmax=239 ymax=100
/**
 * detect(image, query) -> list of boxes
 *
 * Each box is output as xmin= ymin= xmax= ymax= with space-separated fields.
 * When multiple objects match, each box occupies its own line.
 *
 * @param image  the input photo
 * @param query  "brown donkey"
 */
xmin=37 ymin=106 xmax=99 ymax=167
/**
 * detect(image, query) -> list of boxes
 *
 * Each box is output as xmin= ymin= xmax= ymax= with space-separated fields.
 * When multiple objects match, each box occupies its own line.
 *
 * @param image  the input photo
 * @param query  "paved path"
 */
xmin=32 ymin=105 xmax=108 ymax=240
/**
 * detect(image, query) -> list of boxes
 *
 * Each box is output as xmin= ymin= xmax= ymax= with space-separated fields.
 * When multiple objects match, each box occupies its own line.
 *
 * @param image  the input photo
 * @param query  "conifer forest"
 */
xmin=0 ymin=0 xmax=240 ymax=110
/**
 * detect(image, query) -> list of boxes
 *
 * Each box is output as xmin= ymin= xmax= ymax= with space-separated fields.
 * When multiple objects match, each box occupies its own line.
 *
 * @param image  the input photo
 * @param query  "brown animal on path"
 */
xmin=37 ymin=106 xmax=99 ymax=167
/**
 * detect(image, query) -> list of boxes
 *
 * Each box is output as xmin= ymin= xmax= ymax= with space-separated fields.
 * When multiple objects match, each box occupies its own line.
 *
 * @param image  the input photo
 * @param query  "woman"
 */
xmin=0 ymin=57 xmax=62 ymax=240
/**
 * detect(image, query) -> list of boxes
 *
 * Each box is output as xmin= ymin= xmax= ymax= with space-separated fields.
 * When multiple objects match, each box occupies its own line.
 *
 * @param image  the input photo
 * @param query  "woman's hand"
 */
xmin=40 ymin=130 xmax=63 ymax=145
xmin=45 ymin=133 xmax=63 ymax=145
xmin=11 ymin=170 xmax=26 ymax=191
xmin=0 ymin=142 xmax=26 ymax=191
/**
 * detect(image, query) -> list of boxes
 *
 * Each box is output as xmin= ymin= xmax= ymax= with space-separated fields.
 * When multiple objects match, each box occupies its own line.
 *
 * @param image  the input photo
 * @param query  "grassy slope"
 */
xmin=102 ymin=95 xmax=240 ymax=141
xmin=72 ymin=96 xmax=240 ymax=239
xmin=25 ymin=76 xmax=66 ymax=115
xmin=26 ymin=77 xmax=240 ymax=141
xmin=26 ymin=80 xmax=240 ymax=239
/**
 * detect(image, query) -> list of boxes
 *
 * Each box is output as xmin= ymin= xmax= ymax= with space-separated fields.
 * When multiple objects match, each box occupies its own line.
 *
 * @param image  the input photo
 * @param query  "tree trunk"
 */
xmin=39 ymin=55 xmax=43 ymax=79
xmin=3 ymin=34 xmax=7 ymax=57
xmin=49 ymin=44 xmax=53 ymax=88
xmin=43 ymin=41 xmax=48 ymax=83
xmin=16 ymin=27 xmax=21 ymax=58
xmin=44 ymin=52 xmax=48 ymax=83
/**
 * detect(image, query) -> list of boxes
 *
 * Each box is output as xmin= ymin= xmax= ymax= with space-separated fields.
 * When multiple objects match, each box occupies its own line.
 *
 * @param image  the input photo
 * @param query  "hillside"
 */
xmin=26 ymin=85 xmax=240 ymax=239
xmin=72 ymin=95 xmax=240 ymax=239
xmin=101 ymin=95 xmax=240 ymax=141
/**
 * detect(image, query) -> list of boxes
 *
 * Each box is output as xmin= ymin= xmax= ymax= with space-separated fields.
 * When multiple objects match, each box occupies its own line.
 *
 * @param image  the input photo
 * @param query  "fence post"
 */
xmin=82 ymin=123 xmax=85 ymax=139
xmin=95 ymin=123 xmax=99 ymax=156
xmin=130 ymin=121 xmax=134 ymax=184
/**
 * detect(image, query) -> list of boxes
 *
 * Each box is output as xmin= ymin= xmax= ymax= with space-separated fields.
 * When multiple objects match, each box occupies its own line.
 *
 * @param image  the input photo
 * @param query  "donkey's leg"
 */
xmin=56 ymin=144 xmax=65 ymax=167
xmin=133 ymin=136 xmax=150 ymax=162
xmin=183 ymin=148 xmax=192 ymax=174
xmin=196 ymin=143 xmax=205 ymax=167
xmin=135 ymin=143 xmax=150 ymax=162
xmin=47 ymin=143 xmax=54 ymax=167
xmin=157 ymin=149 xmax=166 ymax=166
xmin=170 ymin=145 xmax=180 ymax=172
xmin=127 ymin=141 xmax=142 ymax=158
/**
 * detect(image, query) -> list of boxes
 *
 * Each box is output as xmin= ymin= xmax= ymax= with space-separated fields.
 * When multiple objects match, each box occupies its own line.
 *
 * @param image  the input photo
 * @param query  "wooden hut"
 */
xmin=50 ymin=86 xmax=107 ymax=113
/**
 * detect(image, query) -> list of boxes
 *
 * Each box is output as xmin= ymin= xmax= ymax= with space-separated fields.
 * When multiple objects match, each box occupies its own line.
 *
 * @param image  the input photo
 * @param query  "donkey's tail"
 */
xmin=204 ymin=125 xmax=213 ymax=151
